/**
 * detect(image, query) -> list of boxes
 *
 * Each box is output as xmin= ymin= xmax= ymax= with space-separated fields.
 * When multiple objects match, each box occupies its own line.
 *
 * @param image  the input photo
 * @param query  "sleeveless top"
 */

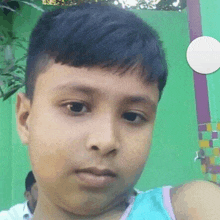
xmin=120 ymin=186 xmax=176 ymax=220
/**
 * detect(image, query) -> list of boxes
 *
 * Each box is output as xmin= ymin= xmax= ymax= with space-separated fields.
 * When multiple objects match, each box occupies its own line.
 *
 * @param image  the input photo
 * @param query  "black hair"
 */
xmin=25 ymin=3 xmax=168 ymax=101
xmin=25 ymin=171 xmax=36 ymax=192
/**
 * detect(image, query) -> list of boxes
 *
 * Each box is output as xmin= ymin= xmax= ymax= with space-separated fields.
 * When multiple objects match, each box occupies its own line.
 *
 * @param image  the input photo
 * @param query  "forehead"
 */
xmin=34 ymin=63 xmax=159 ymax=105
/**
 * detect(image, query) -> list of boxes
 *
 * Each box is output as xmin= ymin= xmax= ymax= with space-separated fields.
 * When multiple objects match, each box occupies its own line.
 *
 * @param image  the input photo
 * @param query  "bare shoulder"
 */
xmin=170 ymin=180 xmax=220 ymax=220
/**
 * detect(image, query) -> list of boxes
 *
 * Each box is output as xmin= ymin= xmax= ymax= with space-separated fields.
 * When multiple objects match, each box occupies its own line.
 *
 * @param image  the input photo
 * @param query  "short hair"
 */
xmin=25 ymin=171 xmax=36 ymax=192
xmin=25 ymin=3 xmax=168 ymax=101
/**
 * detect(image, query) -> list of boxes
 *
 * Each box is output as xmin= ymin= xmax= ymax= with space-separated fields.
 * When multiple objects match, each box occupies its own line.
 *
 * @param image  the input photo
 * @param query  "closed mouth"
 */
xmin=75 ymin=167 xmax=117 ymax=177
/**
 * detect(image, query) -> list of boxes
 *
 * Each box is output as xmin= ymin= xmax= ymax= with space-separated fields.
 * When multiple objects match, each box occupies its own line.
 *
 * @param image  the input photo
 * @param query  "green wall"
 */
xmin=0 ymin=99 xmax=13 ymax=209
xmin=200 ymin=0 xmax=220 ymax=122
xmin=0 ymin=2 xmax=204 ymax=210
xmin=134 ymin=9 xmax=203 ymax=190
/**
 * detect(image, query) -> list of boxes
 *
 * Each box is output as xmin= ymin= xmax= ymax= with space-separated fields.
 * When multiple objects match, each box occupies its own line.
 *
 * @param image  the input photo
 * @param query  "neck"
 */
xmin=33 ymin=190 xmax=135 ymax=220
xmin=34 ymin=202 xmax=127 ymax=220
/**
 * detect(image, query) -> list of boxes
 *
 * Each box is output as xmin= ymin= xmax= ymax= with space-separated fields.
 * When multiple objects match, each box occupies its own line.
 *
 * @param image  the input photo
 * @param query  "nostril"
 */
xmin=109 ymin=149 xmax=117 ymax=157
xmin=91 ymin=145 xmax=99 ymax=150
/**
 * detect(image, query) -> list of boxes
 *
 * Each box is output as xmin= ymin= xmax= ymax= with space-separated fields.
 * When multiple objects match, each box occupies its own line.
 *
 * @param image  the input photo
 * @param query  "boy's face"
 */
xmin=17 ymin=63 xmax=159 ymax=216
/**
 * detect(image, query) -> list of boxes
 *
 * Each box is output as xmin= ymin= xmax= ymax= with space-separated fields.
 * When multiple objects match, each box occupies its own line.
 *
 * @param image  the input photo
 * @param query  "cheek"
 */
xmin=28 ymin=110 xmax=89 ymax=189
xmin=29 ymin=146 xmax=69 ymax=191
xmin=120 ymin=130 xmax=152 ymax=180
xmin=33 ymin=190 xmax=38 ymax=200
xmin=28 ymin=115 xmax=73 ymax=182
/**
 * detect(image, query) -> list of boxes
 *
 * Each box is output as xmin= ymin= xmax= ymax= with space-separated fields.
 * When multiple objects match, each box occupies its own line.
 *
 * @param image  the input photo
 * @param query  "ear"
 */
xmin=24 ymin=191 xmax=31 ymax=200
xmin=16 ymin=93 xmax=31 ymax=145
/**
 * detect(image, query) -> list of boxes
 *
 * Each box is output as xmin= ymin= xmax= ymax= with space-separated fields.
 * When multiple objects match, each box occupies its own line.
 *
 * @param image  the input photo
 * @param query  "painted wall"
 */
xmin=200 ymin=0 xmax=220 ymax=122
xmin=0 ymin=99 xmax=13 ymax=209
xmin=0 ymin=2 xmax=203 ymax=210
xmin=134 ymin=9 xmax=203 ymax=190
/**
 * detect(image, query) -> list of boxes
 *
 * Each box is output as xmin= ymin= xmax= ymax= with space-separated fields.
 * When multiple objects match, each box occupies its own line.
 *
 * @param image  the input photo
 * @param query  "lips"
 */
xmin=75 ymin=167 xmax=117 ymax=177
xmin=75 ymin=167 xmax=117 ymax=187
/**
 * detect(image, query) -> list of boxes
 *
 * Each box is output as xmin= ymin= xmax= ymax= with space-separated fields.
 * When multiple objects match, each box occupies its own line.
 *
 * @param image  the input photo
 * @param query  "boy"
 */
xmin=16 ymin=3 xmax=220 ymax=220
xmin=0 ymin=171 xmax=38 ymax=219
xmin=24 ymin=171 xmax=38 ymax=217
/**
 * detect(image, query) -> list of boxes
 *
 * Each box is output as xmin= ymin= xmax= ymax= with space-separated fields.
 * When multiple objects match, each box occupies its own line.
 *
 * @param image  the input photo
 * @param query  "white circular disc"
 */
xmin=186 ymin=36 xmax=220 ymax=74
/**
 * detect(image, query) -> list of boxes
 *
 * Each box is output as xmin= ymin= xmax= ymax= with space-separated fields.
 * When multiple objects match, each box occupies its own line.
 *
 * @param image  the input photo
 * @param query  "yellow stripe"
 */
xmin=210 ymin=157 xmax=215 ymax=164
xmin=199 ymin=140 xmax=209 ymax=148
xmin=213 ymin=148 xmax=219 ymax=156
xmin=206 ymin=123 xmax=212 ymax=131
xmin=201 ymin=164 xmax=206 ymax=173
xmin=212 ymin=174 xmax=217 ymax=182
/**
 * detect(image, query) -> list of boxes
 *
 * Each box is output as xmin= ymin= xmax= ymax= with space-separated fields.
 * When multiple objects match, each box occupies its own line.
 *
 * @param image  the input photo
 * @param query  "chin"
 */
xmin=63 ymin=199 xmax=114 ymax=217
xmin=80 ymin=207 xmax=115 ymax=217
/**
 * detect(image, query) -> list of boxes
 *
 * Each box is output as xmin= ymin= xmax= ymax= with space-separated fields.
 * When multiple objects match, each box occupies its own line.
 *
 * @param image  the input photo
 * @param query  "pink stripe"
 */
xmin=163 ymin=186 xmax=176 ymax=220
xmin=119 ymin=195 xmax=136 ymax=220
xmin=186 ymin=0 xmax=211 ymax=123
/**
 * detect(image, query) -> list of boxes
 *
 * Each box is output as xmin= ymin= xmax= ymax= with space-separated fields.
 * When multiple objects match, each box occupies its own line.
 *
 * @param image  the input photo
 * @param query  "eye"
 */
xmin=123 ymin=112 xmax=147 ymax=124
xmin=66 ymin=102 xmax=88 ymax=115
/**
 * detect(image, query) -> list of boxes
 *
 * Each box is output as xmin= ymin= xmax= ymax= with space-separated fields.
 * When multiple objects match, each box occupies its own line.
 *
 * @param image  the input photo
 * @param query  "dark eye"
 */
xmin=123 ymin=112 xmax=147 ymax=124
xmin=67 ymin=102 xmax=88 ymax=114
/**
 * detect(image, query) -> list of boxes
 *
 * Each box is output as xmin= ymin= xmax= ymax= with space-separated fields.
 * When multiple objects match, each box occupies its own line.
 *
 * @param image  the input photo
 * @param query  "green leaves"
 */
xmin=0 ymin=37 xmax=26 ymax=101
xmin=20 ymin=1 xmax=45 ymax=12
xmin=0 ymin=5 xmax=16 ymax=12
xmin=2 ymin=84 xmax=23 ymax=101
xmin=42 ymin=0 xmax=187 ymax=11
xmin=4 ymin=45 xmax=14 ymax=61
xmin=0 ymin=60 xmax=25 ymax=99
xmin=0 ymin=0 xmax=46 ymax=101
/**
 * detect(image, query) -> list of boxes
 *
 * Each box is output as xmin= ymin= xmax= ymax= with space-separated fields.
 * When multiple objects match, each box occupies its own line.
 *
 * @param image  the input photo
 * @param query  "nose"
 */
xmin=85 ymin=114 xmax=119 ymax=156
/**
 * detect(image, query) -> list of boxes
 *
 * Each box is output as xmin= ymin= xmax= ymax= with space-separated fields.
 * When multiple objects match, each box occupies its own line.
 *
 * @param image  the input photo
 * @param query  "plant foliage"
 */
xmin=0 ymin=0 xmax=186 ymax=101
xmin=0 ymin=0 xmax=45 ymax=101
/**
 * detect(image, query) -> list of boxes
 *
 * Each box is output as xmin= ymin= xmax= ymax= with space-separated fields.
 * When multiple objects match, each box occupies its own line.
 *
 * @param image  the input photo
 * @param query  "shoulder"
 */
xmin=170 ymin=180 xmax=220 ymax=220
xmin=8 ymin=202 xmax=25 ymax=212
xmin=0 ymin=210 xmax=11 ymax=219
xmin=0 ymin=202 xmax=26 ymax=219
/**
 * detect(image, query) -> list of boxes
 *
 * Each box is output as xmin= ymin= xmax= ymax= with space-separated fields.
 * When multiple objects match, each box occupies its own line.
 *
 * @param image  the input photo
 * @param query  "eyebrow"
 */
xmin=124 ymin=96 xmax=157 ymax=113
xmin=52 ymin=84 xmax=157 ymax=112
xmin=52 ymin=84 xmax=96 ymax=95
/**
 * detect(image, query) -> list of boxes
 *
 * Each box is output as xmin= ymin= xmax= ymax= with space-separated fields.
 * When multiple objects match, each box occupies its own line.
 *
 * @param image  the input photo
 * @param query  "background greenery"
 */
xmin=0 ymin=0 xmax=45 ymax=100
xmin=0 ymin=0 xmax=186 ymax=101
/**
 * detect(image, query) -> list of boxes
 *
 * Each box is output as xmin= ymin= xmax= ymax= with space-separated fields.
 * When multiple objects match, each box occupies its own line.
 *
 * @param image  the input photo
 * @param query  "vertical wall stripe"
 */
xmin=186 ymin=0 xmax=211 ymax=124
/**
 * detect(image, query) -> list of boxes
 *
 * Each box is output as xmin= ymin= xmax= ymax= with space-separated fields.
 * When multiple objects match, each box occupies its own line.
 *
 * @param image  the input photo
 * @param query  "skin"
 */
xmin=16 ymin=62 xmax=220 ymax=220
xmin=170 ymin=180 xmax=220 ymax=220
xmin=16 ymin=63 xmax=159 ymax=220
xmin=24 ymin=182 xmax=38 ymax=214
